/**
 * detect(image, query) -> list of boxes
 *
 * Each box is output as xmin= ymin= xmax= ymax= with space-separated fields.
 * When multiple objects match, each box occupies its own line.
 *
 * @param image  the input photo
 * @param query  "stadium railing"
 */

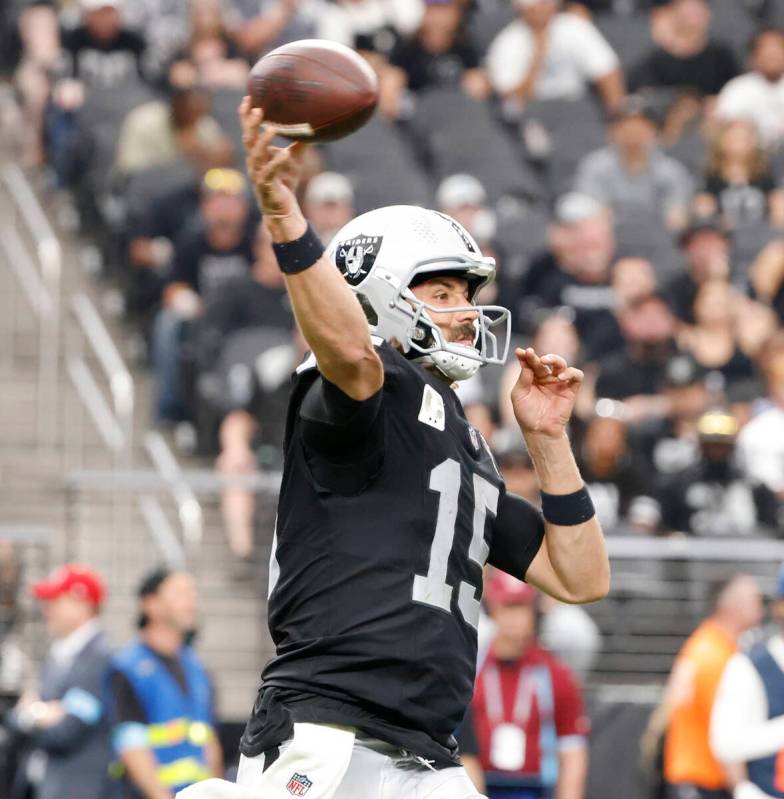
xmin=0 ymin=165 xmax=61 ymax=454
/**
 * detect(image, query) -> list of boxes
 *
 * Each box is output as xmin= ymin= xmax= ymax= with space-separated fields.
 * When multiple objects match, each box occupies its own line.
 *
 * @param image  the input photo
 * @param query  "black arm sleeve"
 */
xmin=488 ymin=491 xmax=546 ymax=581
xmin=299 ymin=376 xmax=385 ymax=495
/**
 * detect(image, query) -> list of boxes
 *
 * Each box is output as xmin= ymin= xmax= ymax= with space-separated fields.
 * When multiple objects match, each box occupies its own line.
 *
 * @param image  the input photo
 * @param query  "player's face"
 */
xmin=410 ymin=277 xmax=479 ymax=349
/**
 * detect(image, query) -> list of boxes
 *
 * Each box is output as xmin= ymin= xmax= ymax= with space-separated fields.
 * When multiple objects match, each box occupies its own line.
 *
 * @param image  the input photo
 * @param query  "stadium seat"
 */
xmin=323 ymin=115 xmax=434 ymax=212
xmin=470 ymin=0 xmax=517 ymax=54
xmin=614 ymin=213 xmax=682 ymax=280
xmin=709 ymin=0 xmax=757 ymax=62
xmin=409 ymin=88 xmax=542 ymax=203
xmin=520 ymin=97 xmax=607 ymax=199
xmin=731 ymin=220 xmax=779 ymax=280
xmin=209 ymin=88 xmax=245 ymax=156
xmin=594 ymin=12 xmax=653 ymax=72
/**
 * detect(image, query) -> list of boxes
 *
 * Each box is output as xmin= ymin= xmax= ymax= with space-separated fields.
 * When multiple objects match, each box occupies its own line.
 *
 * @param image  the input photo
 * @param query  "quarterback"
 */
xmin=179 ymin=100 xmax=609 ymax=799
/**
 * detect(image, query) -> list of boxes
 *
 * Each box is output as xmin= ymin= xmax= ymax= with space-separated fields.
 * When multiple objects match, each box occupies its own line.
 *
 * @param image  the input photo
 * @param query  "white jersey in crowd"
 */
xmin=716 ymin=72 xmax=784 ymax=147
xmin=486 ymin=13 xmax=619 ymax=100
xmin=737 ymin=405 xmax=784 ymax=494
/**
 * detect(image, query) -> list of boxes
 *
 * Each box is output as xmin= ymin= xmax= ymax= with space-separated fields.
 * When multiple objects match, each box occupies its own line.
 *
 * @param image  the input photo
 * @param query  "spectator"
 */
xmin=611 ymin=255 xmax=658 ymax=309
xmin=466 ymin=571 xmax=590 ymax=799
xmin=656 ymin=410 xmax=780 ymax=536
xmin=642 ymin=573 xmax=763 ymax=799
xmin=539 ymin=593 xmax=602 ymax=683
xmin=167 ymin=0 xmax=250 ymax=91
xmin=115 ymin=87 xmax=228 ymax=176
xmin=109 ymin=569 xmax=222 ymax=798
xmin=594 ymin=291 xmax=676 ymax=420
xmin=693 ymin=120 xmax=784 ymax=232
xmin=57 ymin=0 xmax=147 ymax=91
xmin=716 ymin=28 xmax=784 ymax=148
xmin=48 ymin=0 xmax=148 ymax=185
xmin=677 ymin=279 xmax=758 ymax=395
xmin=630 ymin=0 xmax=739 ymax=97
xmin=316 ymin=0 xmax=422 ymax=48
xmin=737 ymin=332 xmax=784 ymax=503
xmin=579 ymin=415 xmax=653 ymax=533
xmin=436 ymin=173 xmax=497 ymax=245
xmin=487 ymin=0 xmax=624 ymax=112
xmin=122 ymin=0 xmax=191 ymax=84
xmin=6 ymin=565 xmax=113 ymax=799
xmin=302 ymin=171 xmax=356 ymax=243
xmin=212 ymin=325 xmax=306 ymax=561
xmin=12 ymin=1 xmax=61 ymax=166
xmin=751 ymin=240 xmax=784 ymax=325
xmin=711 ymin=568 xmax=784 ymax=799
xmin=380 ymin=0 xmax=488 ymax=118
xmin=574 ymin=95 xmax=693 ymax=232
xmin=153 ymin=168 xmax=256 ymax=423
xmin=512 ymin=193 xmax=618 ymax=359
xmin=227 ymin=0 xmax=315 ymax=60
xmin=665 ymin=216 xmax=730 ymax=324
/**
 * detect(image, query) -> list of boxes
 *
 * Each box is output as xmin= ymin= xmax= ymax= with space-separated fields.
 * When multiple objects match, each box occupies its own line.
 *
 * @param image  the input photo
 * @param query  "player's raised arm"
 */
xmin=511 ymin=348 xmax=610 ymax=604
xmin=239 ymin=98 xmax=383 ymax=400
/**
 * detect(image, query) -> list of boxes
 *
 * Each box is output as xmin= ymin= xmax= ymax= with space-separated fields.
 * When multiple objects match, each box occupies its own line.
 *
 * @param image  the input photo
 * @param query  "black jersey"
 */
xmin=240 ymin=342 xmax=545 ymax=767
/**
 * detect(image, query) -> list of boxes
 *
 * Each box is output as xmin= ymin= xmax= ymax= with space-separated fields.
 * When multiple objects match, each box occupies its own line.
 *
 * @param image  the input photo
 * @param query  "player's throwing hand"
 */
xmin=239 ymin=96 xmax=308 ymax=237
xmin=510 ymin=347 xmax=584 ymax=439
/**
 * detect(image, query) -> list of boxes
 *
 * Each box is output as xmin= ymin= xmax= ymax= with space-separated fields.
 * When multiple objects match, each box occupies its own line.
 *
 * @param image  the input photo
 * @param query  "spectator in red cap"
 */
xmin=6 ymin=564 xmax=114 ymax=799
xmin=460 ymin=569 xmax=590 ymax=799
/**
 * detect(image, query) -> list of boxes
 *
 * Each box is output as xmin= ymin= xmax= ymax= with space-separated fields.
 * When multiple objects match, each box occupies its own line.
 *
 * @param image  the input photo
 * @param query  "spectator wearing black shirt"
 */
xmin=379 ymin=0 xmax=488 ymax=119
xmin=511 ymin=193 xmax=619 ymax=361
xmin=47 ymin=0 xmax=148 ymax=184
xmin=677 ymin=278 xmax=758 ymax=397
xmin=108 ymin=569 xmax=222 ymax=798
xmin=595 ymin=291 xmax=676 ymax=413
xmin=656 ymin=410 xmax=780 ymax=536
xmin=665 ymin=216 xmax=730 ymax=324
xmin=694 ymin=119 xmax=784 ymax=232
xmin=579 ymin=415 xmax=653 ymax=533
xmin=152 ymin=168 xmax=256 ymax=422
xmin=630 ymin=0 xmax=739 ymax=97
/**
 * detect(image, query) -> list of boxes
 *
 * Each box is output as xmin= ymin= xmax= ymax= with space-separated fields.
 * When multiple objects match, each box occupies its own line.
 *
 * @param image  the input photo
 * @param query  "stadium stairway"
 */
xmin=0 ymin=109 xmax=271 ymax=722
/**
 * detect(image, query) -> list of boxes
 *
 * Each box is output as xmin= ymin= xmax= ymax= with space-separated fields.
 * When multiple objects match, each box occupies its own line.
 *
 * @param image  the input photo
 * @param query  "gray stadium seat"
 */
xmin=731 ymin=220 xmax=779 ymax=280
xmin=470 ymin=0 xmax=516 ymax=54
xmin=409 ymin=88 xmax=542 ymax=203
xmin=709 ymin=0 xmax=757 ymax=62
xmin=323 ymin=115 xmax=433 ymax=213
xmin=614 ymin=213 xmax=682 ymax=280
xmin=209 ymin=88 xmax=245 ymax=156
xmin=521 ymin=97 xmax=607 ymax=199
xmin=122 ymin=158 xmax=196 ymax=236
xmin=594 ymin=12 xmax=653 ymax=72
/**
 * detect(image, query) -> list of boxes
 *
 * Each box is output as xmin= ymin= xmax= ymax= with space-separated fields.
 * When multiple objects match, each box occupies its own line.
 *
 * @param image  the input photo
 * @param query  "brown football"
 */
xmin=248 ymin=39 xmax=379 ymax=143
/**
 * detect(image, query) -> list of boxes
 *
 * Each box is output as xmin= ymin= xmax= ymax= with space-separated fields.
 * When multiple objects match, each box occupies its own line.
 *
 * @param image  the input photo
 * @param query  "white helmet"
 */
xmin=327 ymin=205 xmax=511 ymax=381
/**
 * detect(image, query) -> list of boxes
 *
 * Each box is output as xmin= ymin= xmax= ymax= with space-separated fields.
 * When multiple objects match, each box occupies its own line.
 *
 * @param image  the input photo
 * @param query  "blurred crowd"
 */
xmin=4 ymin=0 xmax=784 ymax=562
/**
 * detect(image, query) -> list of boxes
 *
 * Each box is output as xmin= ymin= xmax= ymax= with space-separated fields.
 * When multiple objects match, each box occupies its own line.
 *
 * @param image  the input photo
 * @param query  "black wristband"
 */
xmin=272 ymin=223 xmax=325 ymax=274
xmin=540 ymin=486 xmax=595 ymax=526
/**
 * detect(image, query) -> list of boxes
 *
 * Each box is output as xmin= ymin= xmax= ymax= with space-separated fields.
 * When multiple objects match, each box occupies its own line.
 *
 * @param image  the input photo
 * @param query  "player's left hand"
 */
xmin=510 ymin=348 xmax=584 ymax=439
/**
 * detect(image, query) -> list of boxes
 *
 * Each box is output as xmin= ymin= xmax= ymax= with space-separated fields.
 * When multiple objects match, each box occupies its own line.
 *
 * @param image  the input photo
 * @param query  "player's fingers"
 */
xmin=242 ymin=108 xmax=264 ymax=152
xmin=523 ymin=348 xmax=552 ymax=379
xmin=556 ymin=366 xmax=584 ymax=384
xmin=540 ymin=354 xmax=568 ymax=374
xmin=249 ymin=125 xmax=279 ymax=170
xmin=514 ymin=347 xmax=534 ymax=391
xmin=259 ymin=147 xmax=291 ymax=186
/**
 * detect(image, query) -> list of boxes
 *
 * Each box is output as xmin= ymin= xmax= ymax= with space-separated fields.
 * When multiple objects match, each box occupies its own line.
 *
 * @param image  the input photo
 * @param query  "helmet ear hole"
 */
xmin=356 ymin=293 xmax=378 ymax=326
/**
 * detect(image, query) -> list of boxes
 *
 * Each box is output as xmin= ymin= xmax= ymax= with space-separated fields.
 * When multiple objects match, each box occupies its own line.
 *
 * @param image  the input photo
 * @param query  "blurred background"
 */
xmin=4 ymin=0 xmax=784 ymax=797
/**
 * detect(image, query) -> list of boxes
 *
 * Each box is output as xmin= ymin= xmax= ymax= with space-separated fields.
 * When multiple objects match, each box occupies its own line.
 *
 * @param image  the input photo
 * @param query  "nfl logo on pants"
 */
xmin=286 ymin=773 xmax=313 ymax=796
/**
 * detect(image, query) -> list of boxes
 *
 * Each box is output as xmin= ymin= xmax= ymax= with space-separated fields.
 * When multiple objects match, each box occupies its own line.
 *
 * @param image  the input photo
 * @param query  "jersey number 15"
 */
xmin=413 ymin=458 xmax=499 ymax=630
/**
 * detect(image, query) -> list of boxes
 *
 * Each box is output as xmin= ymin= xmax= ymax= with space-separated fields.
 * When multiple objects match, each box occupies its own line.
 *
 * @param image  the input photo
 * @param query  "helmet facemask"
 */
xmin=393 ymin=256 xmax=511 ymax=381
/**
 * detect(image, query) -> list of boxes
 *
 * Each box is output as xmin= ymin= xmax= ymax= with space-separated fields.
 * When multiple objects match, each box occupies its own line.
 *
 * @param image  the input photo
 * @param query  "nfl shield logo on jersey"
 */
xmin=286 ymin=773 xmax=313 ymax=796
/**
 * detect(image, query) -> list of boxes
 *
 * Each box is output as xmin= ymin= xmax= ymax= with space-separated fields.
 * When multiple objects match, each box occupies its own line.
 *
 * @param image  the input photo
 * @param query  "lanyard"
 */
xmin=483 ymin=663 xmax=535 ymax=727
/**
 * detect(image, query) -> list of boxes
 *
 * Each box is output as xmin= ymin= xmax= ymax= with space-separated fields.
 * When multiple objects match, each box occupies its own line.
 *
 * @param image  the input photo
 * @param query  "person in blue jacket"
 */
xmin=109 ymin=569 xmax=223 ymax=799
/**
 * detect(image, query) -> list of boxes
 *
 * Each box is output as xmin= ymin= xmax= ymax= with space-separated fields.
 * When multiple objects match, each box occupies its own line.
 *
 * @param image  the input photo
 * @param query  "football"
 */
xmin=248 ymin=39 xmax=379 ymax=143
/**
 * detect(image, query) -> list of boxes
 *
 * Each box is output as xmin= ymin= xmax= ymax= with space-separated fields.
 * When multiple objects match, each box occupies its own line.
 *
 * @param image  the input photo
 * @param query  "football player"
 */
xmin=178 ymin=100 xmax=610 ymax=799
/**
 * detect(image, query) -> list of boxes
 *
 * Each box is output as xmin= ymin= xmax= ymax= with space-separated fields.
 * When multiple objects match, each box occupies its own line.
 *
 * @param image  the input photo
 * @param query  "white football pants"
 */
xmin=176 ymin=722 xmax=486 ymax=799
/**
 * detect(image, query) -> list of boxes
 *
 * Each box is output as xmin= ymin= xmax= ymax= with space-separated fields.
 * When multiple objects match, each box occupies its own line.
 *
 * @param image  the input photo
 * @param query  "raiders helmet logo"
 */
xmin=335 ymin=235 xmax=383 ymax=285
